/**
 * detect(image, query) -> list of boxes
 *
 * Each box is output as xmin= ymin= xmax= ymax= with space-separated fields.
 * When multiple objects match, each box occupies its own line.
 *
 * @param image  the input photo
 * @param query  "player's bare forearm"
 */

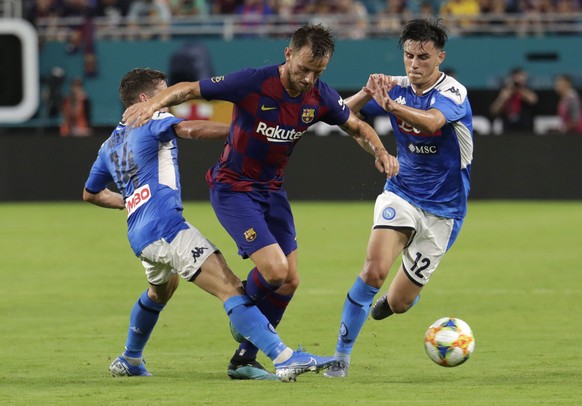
xmin=175 ymin=120 xmax=229 ymax=140
xmin=123 ymin=82 xmax=202 ymax=127
xmin=154 ymin=82 xmax=201 ymax=111
xmin=345 ymin=89 xmax=373 ymax=115
xmin=341 ymin=114 xmax=399 ymax=177
xmin=83 ymin=188 xmax=125 ymax=210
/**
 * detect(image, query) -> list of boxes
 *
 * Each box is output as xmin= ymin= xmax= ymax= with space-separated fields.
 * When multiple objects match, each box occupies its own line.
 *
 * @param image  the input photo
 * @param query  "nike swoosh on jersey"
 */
xmin=261 ymin=105 xmax=277 ymax=111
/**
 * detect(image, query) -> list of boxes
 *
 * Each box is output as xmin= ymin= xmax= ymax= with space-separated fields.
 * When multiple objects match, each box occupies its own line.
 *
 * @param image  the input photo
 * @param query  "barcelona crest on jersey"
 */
xmin=301 ymin=108 xmax=315 ymax=124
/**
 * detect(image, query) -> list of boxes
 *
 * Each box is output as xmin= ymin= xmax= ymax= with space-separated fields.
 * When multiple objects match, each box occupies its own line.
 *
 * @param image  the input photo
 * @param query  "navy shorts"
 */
xmin=209 ymin=189 xmax=298 ymax=259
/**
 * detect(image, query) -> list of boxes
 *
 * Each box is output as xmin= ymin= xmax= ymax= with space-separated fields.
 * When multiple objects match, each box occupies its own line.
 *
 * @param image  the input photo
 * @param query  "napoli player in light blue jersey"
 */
xmin=123 ymin=25 xmax=399 ymax=380
xmin=83 ymin=68 xmax=338 ymax=382
xmin=325 ymin=18 xmax=474 ymax=378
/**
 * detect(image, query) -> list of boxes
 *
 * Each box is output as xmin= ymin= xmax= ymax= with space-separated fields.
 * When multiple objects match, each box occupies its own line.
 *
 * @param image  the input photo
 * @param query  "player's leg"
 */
xmin=372 ymin=210 xmax=461 ymax=318
xmin=325 ymin=227 xmax=408 ymax=378
xmin=194 ymin=250 xmax=335 ymax=381
xmin=229 ymin=191 xmax=299 ymax=376
xmin=110 ymin=243 xmax=179 ymax=377
xmin=244 ymin=188 xmax=298 ymax=331
xmin=326 ymin=191 xmax=417 ymax=378
xmin=229 ymin=249 xmax=298 ymax=375
xmin=209 ymin=189 xmax=289 ymax=299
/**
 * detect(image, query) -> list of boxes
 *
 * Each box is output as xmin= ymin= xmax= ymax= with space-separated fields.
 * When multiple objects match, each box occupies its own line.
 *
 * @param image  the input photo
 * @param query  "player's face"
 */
xmin=283 ymin=46 xmax=330 ymax=96
xmin=402 ymin=40 xmax=445 ymax=92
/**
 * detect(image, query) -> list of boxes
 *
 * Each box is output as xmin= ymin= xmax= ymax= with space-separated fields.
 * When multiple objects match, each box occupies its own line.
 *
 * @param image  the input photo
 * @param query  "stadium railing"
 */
xmin=32 ymin=13 xmax=582 ymax=41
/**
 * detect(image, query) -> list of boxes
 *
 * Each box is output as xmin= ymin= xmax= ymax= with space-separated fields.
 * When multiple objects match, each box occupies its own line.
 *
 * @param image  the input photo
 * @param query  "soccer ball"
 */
xmin=424 ymin=317 xmax=475 ymax=367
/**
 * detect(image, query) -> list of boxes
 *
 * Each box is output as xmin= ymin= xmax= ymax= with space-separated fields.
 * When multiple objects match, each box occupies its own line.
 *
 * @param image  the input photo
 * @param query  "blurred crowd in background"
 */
xmin=14 ymin=0 xmax=582 ymax=135
xmin=25 ymin=0 xmax=582 ymax=42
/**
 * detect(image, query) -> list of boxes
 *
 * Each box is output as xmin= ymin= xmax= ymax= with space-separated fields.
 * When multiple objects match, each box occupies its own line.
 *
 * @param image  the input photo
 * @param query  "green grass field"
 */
xmin=1 ymin=201 xmax=581 ymax=405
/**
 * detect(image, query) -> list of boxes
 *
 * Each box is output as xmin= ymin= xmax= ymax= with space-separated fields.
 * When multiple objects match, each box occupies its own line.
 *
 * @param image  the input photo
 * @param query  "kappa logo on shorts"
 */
xmin=191 ymin=247 xmax=209 ymax=262
xmin=382 ymin=207 xmax=396 ymax=220
xmin=244 ymin=228 xmax=257 ymax=242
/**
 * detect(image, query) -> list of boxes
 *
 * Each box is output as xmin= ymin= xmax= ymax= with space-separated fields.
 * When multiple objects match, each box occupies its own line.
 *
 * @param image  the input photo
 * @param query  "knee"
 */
xmin=148 ymin=274 xmax=179 ymax=304
xmin=360 ymin=259 xmax=389 ymax=288
xmin=258 ymin=258 xmax=289 ymax=286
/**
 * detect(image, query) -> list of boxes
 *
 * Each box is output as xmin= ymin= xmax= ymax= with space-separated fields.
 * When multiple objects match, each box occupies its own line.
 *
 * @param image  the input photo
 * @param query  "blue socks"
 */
xmin=335 ymin=277 xmax=379 ymax=356
xmin=236 ymin=290 xmax=293 ymax=360
xmin=123 ymin=290 xmax=166 ymax=359
xmin=224 ymin=295 xmax=287 ymax=361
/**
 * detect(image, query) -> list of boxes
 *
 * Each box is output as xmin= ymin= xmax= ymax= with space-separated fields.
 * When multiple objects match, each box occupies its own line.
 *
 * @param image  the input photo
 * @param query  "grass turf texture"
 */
xmin=1 ymin=201 xmax=581 ymax=405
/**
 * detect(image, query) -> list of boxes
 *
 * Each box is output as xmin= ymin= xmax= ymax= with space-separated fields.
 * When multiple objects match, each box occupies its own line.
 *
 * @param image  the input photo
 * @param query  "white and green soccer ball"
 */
xmin=424 ymin=317 xmax=475 ymax=367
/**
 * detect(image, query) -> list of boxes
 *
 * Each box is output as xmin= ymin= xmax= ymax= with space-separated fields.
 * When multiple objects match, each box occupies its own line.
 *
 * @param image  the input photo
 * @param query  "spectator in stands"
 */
xmin=95 ymin=0 xmax=130 ymax=39
xmin=211 ymin=0 xmax=241 ymax=14
xmin=553 ymin=74 xmax=582 ymax=134
xmin=376 ymin=0 xmax=411 ymax=36
xmin=43 ymin=66 xmax=66 ymax=121
xmin=25 ymin=0 xmax=63 ymax=42
xmin=417 ymin=1 xmax=435 ymax=19
xmin=168 ymin=0 xmax=208 ymax=16
xmin=477 ymin=0 xmax=513 ymax=35
xmin=318 ymin=0 xmax=369 ymax=39
xmin=235 ymin=0 xmax=275 ymax=37
xmin=439 ymin=0 xmax=481 ymax=35
xmin=554 ymin=0 xmax=581 ymax=35
xmin=516 ymin=0 xmax=555 ymax=37
xmin=490 ymin=67 xmax=538 ymax=134
xmin=126 ymin=0 xmax=172 ymax=40
xmin=60 ymin=77 xmax=91 ymax=137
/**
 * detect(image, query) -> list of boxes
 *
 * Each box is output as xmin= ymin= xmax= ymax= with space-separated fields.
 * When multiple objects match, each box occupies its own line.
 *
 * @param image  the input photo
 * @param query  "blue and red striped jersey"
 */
xmin=200 ymin=64 xmax=350 ymax=192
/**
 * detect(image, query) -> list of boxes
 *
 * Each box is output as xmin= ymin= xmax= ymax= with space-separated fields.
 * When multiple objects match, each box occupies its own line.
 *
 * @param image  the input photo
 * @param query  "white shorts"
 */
xmin=139 ymin=222 xmax=218 ymax=285
xmin=373 ymin=191 xmax=462 ymax=286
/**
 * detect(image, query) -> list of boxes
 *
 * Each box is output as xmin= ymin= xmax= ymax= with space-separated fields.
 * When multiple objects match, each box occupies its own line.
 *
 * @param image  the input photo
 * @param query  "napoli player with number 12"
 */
xmin=325 ymin=18 xmax=474 ymax=378
xmin=123 ymin=24 xmax=399 ymax=380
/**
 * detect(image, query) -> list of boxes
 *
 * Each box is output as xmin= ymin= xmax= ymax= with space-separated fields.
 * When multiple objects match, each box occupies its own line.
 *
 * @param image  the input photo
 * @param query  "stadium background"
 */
xmin=1 ymin=10 xmax=581 ymax=201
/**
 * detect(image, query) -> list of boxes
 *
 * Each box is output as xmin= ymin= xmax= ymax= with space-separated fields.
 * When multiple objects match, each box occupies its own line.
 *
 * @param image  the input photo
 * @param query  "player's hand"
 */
xmin=364 ymin=74 xmax=397 ymax=112
xmin=122 ymin=101 xmax=157 ymax=127
xmin=374 ymin=148 xmax=399 ymax=178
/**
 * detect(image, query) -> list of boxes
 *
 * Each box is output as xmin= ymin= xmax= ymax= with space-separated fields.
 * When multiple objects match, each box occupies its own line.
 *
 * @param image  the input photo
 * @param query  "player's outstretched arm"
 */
xmin=340 ymin=112 xmax=399 ymax=178
xmin=83 ymin=187 xmax=125 ymax=210
xmin=174 ymin=120 xmax=230 ymax=140
xmin=123 ymin=82 xmax=203 ymax=127
xmin=345 ymin=88 xmax=372 ymax=115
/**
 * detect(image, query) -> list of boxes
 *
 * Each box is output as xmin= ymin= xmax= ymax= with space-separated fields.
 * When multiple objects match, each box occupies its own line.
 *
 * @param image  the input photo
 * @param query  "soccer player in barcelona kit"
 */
xmin=83 ymin=68 xmax=338 ymax=382
xmin=123 ymin=24 xmax=399 ymax=380
xmin=324 ymin=18 xmax=474 ymax=378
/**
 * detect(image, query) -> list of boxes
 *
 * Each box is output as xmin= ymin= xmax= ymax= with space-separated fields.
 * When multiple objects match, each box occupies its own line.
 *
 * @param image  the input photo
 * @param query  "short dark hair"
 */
xmin=119 ymin=68 xmax=167 ymax=108
xmin=289 ymin=23 xmax=335 ymax=59
xmin=398 ymin=18 xmax=448 ymax=51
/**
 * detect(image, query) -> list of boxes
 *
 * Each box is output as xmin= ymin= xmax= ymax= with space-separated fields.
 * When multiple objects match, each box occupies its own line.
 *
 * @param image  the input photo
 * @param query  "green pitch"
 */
xmin=1 ymin=201 xmax=581 ymax=405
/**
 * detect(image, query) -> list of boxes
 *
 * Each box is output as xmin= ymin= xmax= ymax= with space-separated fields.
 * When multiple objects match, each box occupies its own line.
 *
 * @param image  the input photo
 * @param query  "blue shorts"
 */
xmin=209 ymin=189 xmax=297 ymax=259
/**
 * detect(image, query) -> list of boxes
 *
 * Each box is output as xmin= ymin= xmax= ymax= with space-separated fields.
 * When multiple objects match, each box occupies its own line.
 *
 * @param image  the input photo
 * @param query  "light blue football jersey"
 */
xmin=361 ymin=74 xmax=473 ymax=220
xmin=84 ymin=111 xmax=189 ymax=255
